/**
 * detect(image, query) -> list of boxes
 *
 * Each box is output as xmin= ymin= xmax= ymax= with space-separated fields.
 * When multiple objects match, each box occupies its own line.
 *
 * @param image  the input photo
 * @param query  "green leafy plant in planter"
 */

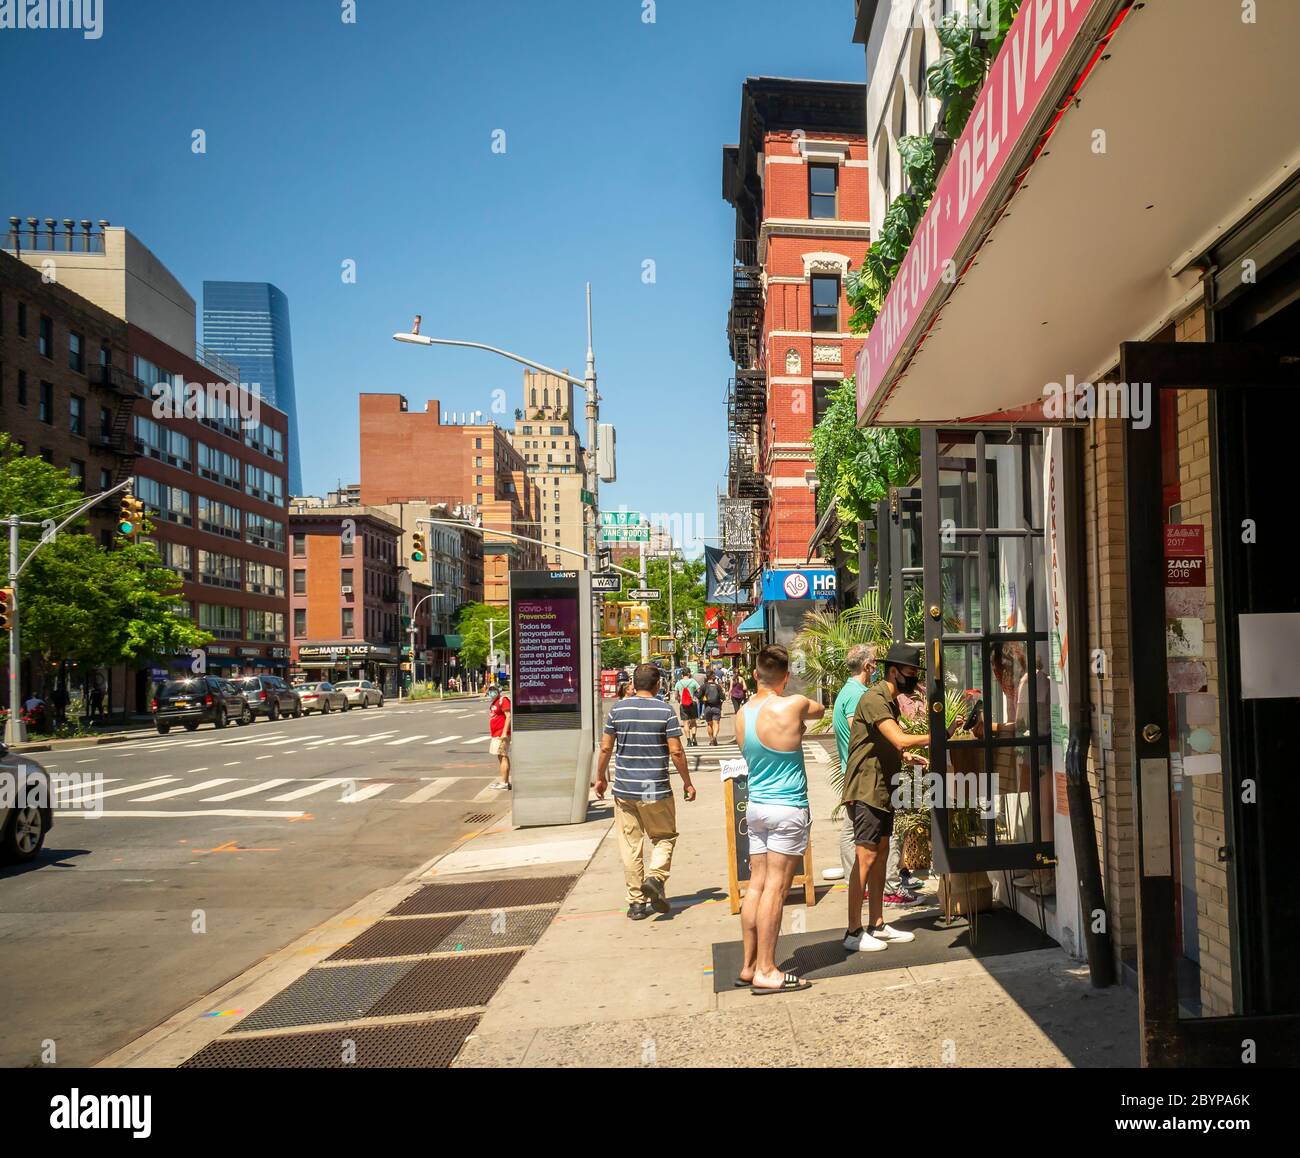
xmin=927 ymin=1 xmax=1023 ymax=139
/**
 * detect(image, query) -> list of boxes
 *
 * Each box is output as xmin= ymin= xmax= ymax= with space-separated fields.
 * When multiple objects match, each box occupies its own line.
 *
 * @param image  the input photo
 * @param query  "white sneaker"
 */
xmin=490 ymin=781 xmax=511 ymax=791
xmin=843 ymin=929 xmax=889 ymax=952
xmin=869 ymin=924 xmax=915 ymax=944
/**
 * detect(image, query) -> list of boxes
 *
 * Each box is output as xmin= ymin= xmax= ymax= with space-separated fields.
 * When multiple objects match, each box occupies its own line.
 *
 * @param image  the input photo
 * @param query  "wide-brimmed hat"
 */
xmin=882 ymin=643 xmax=924 ymax=670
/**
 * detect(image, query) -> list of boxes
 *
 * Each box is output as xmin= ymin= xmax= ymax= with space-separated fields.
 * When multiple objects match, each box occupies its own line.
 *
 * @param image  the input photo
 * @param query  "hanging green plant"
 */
xmin=927 ymin=0 xmax=1022 ymax=138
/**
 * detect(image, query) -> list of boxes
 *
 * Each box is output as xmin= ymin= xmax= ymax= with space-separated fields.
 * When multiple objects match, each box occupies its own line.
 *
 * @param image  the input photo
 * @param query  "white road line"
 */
xmin=255 ymin=755 xmax=275 ymax=760
xmin=462 ymin=735 xmax=491 ymax=744
xmin=57 ymin=808 xmax=306 ymax=819
xmin=424 ymin=735 xmax=461 ymax=745
xmin=339 ymin=782 xmax=392 ymax=803
xmin=259 ymin=736 xmax=321 ymax=747
xmin=184 ymin=767 xmax=209 ymax=774
xmin=400 ymin=780 xmax=455 ymax=803
xmin=305 ymin=735 xmax=357 ymax=747
xmin=52 ymin=778 xmax=122 ymax=798
xmin=131 ymin=778 xmax=238 ymax=802
xmin=342 ymin=732 xmax=398 ymax=746
xmin=384 ymin=735 xmax=427 ymax=746
xmin=223 ymin=762 xmax=241 ymax=767
xmin=202 ymin=779 xmax=295 ymax=801
xmin=59 ymin=777 xmax=179 ymax=803
xmin=266 ymin=779 xmax=348 ymax=801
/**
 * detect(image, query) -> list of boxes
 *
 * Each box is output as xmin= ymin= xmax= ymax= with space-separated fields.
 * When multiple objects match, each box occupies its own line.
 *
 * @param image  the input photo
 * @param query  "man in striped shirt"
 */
xmin=594 ymin=663 xmax=696 ymax=920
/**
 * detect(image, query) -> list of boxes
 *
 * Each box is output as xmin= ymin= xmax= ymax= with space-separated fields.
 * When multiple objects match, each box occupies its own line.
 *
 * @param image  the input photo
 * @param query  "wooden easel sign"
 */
xmin=722 ymin=772 xmax=816 ymax=915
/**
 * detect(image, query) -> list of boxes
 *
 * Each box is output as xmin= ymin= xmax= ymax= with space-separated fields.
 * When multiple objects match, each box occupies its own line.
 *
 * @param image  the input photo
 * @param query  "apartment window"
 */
xmin=69 ymin=459 xmax=85 ymax=489
xmin=245 ymin=463 xmax=284 ymax=506
xmin=99 ymin=343 xmax=111 ymax=384
xmin=99 ymin=468 xmax=112 ymax=491
xmin=198 ymin=549 xmax=242 ymax=590
xmin=811 ymin=275 xmax=840 ymax=332
xmin=292 ymin=533 xmax=306 ymax=557
xmin=39 ymin=381 xmax=53 ymax=423
xmin=248 ymin=610 xmax=285 ymax=643
xmin=69 ymin=394 xmax=85 ymax=436
xmin=918 ymin=36 xmax=930 ymax=135
xmin=247 ymin=563 xmax=285 ymax=597
xmin=293 ymin=608 xmax=307 ymax=637
xmin=809 ymin=164 xmax=838 ymax=219
xmin=198 ymin=603 xmax=242 ymax=640
xmin=244 ymin=421 xmax=284 ymax=461
xmin=17 ymin=302 xmax=26 ymax=337
xmin=197 ymin=495 xmax=241 ymax=538
xmin=134 ymin=415 xmax=192 ymax=470
xmin=135 ymin=477 xmax=192 ymax=526
xmin=341 ymin=568 xmax=354 ymax=589
xmin=293 ymin=568 xmax=306 ymax=595
xmin=38 ymin=314 xmax=53 ymax=358
xmin=40 ymin=447 xmax=54 ymax=464
xmin=341 ymin=607 xmax=355 ymax=638
xmin=475 ymin=437 xmax=482 ymax=449
xmin=17 ymin=370 xmax=27 ymax=405
xmin=198 ymin=442 xmax=240 ymax=488
xmin=341 ymin=535 xmax=353 ymax=557
xmin=246 ymin=512 xmax=285 ymax=551
xmin=69 ymin=332 xmax=84 ymax=373
xmin=151 ymin=539 xmax=191 ymax=579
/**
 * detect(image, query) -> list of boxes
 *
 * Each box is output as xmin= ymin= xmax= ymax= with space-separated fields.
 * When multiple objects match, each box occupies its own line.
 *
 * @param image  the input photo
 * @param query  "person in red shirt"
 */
xmin=489 ymin=687 xmax=512 ymax=790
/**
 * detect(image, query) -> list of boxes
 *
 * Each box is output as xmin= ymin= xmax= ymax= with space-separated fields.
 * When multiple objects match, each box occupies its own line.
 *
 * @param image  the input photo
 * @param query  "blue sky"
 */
xmin=0 ymin=0 xmax=863 ymax=553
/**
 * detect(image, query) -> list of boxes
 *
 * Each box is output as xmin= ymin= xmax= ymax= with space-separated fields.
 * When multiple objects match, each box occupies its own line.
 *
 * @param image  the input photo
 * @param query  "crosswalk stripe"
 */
xmin=57 ymin=808 xmax=306 ymax=819
xmin=339 ymin=782 xmax=392 ymax=803
xmin=60 ymin=777 xmax=179 ymax=803
xmin=52 ymin=777 xmax=122 ymax=798
xmin=266 ymin=779 xmax=348 ymax=801
xmin=201 ymin=779 xmax=295 ymax=801
xmin=305 ymin=734 xmax=357 ymax=746
xmin=463 ymin=735 xmax=490 ymax=745
xmin=400 ymin=779 xmax=455 ymax=802
xmin=424 ymin=735 xmax=461 ymax=745
xmin=343 ymin=732 xmax=398 ymax=746
xmin=384 ymin=735 xmax=427 ymax=746
xmin=259 ymin=736 xmax=321 ymax=747
xmin=131 ymin=778 xmax=238 ymax=802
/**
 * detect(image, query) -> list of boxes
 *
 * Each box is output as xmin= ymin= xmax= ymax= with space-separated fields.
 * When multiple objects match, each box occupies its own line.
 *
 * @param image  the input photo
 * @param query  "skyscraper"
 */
xmin=202 ymin=281 xmax=303 ymax=495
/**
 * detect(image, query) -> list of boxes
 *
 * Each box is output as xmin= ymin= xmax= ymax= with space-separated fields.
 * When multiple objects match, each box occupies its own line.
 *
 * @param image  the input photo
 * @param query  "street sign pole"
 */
xmin=6 ymin=515 xmax=23 ymax=745
xmin=639 ymin=529 xmax=648 ymax=662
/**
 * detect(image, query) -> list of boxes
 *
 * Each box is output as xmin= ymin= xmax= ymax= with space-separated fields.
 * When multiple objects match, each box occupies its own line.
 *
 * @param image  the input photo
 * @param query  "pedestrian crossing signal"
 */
xmin=411 ymin=532 xmax=426 ymax=563
xmin=117 ymin=495 xmax=144 ymax=537
xmin=0 ymin=587 xmax=13 ymax=632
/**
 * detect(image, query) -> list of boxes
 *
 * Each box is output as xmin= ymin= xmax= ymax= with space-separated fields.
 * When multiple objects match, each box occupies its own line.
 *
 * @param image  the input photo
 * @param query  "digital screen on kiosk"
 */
xmin=512 ymin=583 xmax=580 ymax=711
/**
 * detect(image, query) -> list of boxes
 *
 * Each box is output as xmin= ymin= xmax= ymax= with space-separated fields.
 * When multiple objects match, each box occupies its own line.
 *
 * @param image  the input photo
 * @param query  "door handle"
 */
xmin=1142 ymin=723 xmax=1163 ymax=744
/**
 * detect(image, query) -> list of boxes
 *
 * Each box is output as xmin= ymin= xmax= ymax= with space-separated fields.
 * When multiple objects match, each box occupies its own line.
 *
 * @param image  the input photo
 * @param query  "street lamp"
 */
xmin=394 ymin=288 xmax=603 ymax=710
xmin=403 ymin=591 xmax=446 ymax=700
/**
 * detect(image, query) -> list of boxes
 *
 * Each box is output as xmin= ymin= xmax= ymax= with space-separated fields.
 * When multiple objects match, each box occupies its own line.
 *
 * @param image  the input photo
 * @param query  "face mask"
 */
xmin=894 ymin=671 xmax=920 ymax=695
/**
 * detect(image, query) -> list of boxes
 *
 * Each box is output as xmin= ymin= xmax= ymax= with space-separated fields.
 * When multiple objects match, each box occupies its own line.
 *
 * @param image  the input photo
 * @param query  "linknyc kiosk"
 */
xmin=509 ymin=569 xmax=595 ymax=826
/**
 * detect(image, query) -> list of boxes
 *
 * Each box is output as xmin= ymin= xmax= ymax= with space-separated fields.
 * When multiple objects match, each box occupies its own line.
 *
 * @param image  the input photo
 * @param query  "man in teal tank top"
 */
xmin=735 ymin=644 xmax=825 ymax=994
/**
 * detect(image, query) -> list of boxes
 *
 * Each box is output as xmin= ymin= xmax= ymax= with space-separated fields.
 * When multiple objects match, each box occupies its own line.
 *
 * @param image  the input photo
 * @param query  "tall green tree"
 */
xmin=0 ymin=434 xmax=209 ymax=688
xmin=455 ymin=601 xmax=510 ymax=670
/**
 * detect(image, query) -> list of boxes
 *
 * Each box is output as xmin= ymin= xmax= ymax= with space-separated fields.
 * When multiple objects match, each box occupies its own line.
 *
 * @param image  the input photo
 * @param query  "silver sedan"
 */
xmin=334 ymin=680 xmax=384 ymax=709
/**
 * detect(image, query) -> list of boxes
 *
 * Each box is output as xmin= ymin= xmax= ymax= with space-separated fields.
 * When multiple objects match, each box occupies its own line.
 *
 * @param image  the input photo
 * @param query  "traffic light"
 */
xmin=117 ymin=494 xmax=144 ymax=537
xmin=411 ymin=531 xmax=426 ymax=563
xmin=0 ymin=587 xmax=13 ymax=632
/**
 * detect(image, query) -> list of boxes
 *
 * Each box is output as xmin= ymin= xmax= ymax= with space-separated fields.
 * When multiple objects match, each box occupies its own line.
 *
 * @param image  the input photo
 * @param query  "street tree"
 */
xmin=455 ymin=601 xmax=509 ymax=671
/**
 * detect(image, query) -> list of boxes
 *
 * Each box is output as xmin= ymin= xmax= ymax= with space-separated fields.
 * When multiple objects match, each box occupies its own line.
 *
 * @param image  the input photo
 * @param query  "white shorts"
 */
xmin=746 ymin=802 xmax=811 ymax=857
xmin=489 ymin=736 xmax=510 ymax=756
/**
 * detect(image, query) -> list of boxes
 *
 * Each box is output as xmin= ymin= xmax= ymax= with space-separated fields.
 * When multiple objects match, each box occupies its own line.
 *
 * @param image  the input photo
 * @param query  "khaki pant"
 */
xmin=614 ymin=795 xmax=678 ymax=905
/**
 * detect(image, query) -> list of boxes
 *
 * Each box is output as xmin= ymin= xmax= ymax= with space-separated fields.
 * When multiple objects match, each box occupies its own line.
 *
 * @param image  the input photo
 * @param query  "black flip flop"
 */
xmin=751 ymin=972 xmax=811 ymax=995
xmin=733 ymin=977 xmax=754 ymax=988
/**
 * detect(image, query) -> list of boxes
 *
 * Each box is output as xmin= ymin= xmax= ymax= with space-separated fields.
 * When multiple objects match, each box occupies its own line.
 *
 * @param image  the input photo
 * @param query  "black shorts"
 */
xmin=702 ymin=706 xmax=722 ymax=722
xmin=846 ymin=800 xmax=893 ymax=846
xmin=680 ymin=704 xmax=698 ymax=721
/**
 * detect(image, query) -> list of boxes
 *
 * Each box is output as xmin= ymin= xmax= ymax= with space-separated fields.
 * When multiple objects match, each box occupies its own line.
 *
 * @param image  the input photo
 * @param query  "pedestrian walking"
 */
xmin=49 ymin=683 xmax=70 ymax=728
xmin=488 ymin=686 xmax=511 ymax=790
xmin=594 ymin=663 xmax=696 ymax=920
xmin=729 ymin=672 xmax=747 ymax=714
xmin=672 ymin=668 xmax=701 ymax=747
xmin=735 ymin=645 xmax=823 ymax=994
xmin=699 ymin=670 xmax=725 ymax=746
xmin=841 ymin=643 xmax=939 ymax=954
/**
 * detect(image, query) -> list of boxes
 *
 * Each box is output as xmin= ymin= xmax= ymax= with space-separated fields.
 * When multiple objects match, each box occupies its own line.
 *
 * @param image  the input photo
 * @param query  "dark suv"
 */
xmin=153 ymin=677 xmax=252 ymax=733
xmin=235 ymin=675 xmax=302 ymax=721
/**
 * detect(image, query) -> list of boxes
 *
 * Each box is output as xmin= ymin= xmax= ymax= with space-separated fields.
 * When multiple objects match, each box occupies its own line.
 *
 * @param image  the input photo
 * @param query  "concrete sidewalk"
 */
xmin=456 ymin=714 xmax=1139 ymax=1068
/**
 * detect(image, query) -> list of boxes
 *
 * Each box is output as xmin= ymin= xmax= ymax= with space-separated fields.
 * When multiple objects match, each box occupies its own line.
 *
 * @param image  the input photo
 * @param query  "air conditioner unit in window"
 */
xmin=340 ymin=585 xmax=353 ymax=595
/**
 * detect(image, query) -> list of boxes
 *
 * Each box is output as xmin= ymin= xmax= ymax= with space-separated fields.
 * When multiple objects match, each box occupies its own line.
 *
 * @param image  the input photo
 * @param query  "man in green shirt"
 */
xmin=832 ymin=644 xmax=876 ymax=770
xmin=672 ymin=671 xmax=701 ymax=747
xmin=841 ymin=643 xmax=933 ymax=953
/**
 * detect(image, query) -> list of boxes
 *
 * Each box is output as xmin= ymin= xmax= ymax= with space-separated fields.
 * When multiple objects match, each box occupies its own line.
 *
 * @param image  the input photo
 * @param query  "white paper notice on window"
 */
xmin=719 ymin=758 xmax=748 ymax=782
xmin=1239 ymin=613 xmax=1300 ymax=699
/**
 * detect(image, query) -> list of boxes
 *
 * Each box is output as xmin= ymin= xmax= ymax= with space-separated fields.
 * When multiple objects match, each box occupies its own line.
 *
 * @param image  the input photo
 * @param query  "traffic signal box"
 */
xmin=602 ymin=601 xmax=649 ymax=637
xmin=0 ymin=587 xmax=13 ymax=632
xmin=411 ymin=531 xmax=427 ymax=563
xmin=117 ymin=495 xmax=144 ymax=538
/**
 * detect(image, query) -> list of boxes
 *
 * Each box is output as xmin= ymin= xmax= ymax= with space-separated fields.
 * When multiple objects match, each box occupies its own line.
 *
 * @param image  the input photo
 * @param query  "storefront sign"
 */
xmin=858 ymin=0 xmax=1102 ymax=419
xmin=761 ymin=569 xmax=836 ymax=602
xmin=1165 ymin=556 xmax=1206 ymax=588
xmin=1165 ymin=525 xmax=1204 ymax=557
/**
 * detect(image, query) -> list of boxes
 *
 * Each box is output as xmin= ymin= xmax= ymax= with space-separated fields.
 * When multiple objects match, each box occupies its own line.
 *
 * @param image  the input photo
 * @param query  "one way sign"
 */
xmin=591 ymin=572 xmax=622 ymax=593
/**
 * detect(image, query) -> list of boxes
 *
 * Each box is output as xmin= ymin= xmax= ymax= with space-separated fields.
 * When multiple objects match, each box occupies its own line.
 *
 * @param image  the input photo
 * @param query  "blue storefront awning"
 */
xmin=737 ymin=604 xmax=766 ymax=634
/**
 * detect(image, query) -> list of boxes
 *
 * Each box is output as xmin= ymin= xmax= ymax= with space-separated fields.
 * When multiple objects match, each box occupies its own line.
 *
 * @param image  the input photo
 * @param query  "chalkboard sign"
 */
xmin=723 ymin=776 xmax=817 ymax=915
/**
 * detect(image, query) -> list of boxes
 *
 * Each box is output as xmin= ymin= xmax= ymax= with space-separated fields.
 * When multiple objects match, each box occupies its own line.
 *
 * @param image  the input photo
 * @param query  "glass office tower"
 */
xmin=202 ymin=281 xmax=303 ymax=495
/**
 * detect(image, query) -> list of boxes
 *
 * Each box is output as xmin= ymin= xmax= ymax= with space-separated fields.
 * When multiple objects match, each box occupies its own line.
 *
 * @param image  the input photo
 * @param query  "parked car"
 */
xmin=296 ymin=680 xmax=350 ymax=714
xmin=335 ymin=679 xmax=384 ymax=708
xmin=152 ymin=677 xmax=252 ymax=733
xmin=0 ymin=742 xmax=53 ymax=864
xmin=235 ymin=675 xmax=302 ymax=721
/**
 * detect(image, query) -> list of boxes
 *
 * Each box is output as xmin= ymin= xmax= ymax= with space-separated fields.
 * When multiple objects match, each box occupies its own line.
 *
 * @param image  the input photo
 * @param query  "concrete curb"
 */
xmin=10 ymin=730 xmax=149 ymax=754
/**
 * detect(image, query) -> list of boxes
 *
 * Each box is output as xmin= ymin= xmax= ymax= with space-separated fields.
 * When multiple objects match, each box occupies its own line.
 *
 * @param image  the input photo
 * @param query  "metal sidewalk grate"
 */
xmin=366 ymin=951 xmax=524 ymax=1017
xmin=326 ymin=915 xmax=467 ymax=962
xmin=481 ymin=875 xmax=577 ymax=908
xmin=389 ymin=881 xmax=497 ymax=916
xmin=235 ymin=962 xmax=414 ymax=1033
xmin=181 ymin=1017 xmax=479 ymax=1068
xmin=461 ymin=812 xmax=495 ymax=824
xmin=433 ymin=906 xmax=556 ymax=953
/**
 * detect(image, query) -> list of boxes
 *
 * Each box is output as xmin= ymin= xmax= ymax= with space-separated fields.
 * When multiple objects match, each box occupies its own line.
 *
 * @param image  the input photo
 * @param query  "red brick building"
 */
xmin=358 ymin=394 xmax=542 ymax=605
xmin=723 ymin=78 xmax=869 ymax=569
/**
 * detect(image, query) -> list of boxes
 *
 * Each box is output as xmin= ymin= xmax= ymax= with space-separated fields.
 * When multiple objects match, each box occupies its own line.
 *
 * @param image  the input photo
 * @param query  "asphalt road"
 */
xmin=0 ymin=696 xmax=504 ymax=1067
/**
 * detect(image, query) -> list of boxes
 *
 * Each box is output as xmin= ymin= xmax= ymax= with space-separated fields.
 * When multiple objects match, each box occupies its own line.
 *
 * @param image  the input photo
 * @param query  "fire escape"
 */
xmin=91 ymin=364 xmax=141 ymax=487
xmin=726 ymin=239 xmax=767 ymax=502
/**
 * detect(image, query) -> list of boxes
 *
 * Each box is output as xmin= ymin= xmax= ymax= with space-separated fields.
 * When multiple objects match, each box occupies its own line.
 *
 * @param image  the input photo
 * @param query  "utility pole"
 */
xmin=638 ymin=527 xmax=648 ymax=663
xmin=6 ymin=515 xmax=21 ymax=745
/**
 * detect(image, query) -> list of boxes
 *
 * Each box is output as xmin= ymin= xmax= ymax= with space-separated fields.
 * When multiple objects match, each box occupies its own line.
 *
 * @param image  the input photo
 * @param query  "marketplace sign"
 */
xmin=857 ymin=0 xmax=1101 ymax=422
